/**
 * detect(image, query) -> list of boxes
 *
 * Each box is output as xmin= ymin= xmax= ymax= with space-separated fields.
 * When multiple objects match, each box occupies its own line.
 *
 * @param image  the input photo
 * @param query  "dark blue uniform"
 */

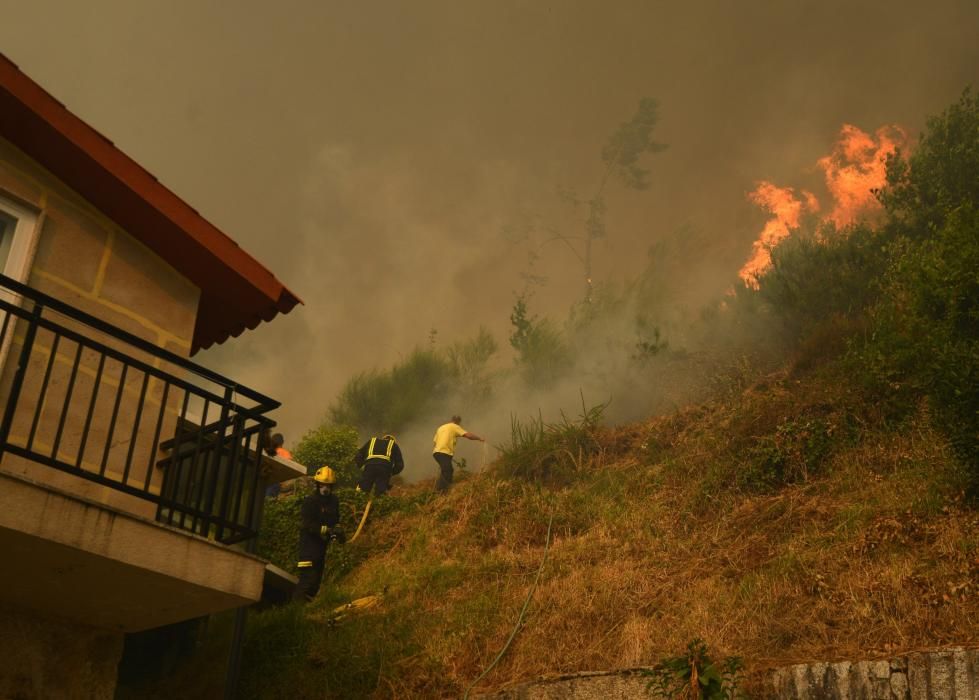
xmin=294 ymin=489 xmax=342 ymax=601
xmin=355 ymin=436 xmax=404 ymax=495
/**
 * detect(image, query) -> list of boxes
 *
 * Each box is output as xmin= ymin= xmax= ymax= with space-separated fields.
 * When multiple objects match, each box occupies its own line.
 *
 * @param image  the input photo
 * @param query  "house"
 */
xmin=0 ymin=52 xmax=304 ymax=698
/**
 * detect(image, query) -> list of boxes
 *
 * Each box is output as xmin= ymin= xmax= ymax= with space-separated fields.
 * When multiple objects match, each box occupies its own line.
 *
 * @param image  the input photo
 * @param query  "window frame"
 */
xmin=0 ymin=191 xmax=43 ymax=372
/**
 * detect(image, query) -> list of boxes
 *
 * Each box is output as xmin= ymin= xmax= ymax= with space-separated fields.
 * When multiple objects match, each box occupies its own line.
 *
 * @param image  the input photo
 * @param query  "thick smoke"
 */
xmin=2 ymin=1 xmax=978 ymax=470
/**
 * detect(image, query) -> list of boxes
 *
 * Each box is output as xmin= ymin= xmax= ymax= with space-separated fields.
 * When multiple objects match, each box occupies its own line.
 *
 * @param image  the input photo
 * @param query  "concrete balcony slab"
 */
xmin=0 ymin=469 xmax=265 ymax=632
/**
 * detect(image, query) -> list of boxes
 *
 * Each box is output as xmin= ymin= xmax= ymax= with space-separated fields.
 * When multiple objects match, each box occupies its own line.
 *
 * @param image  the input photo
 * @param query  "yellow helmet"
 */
xmin=313 ymin=466 xmax=337 ymax=484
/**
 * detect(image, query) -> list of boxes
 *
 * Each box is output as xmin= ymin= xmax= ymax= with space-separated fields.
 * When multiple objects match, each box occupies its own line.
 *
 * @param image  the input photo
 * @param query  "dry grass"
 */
xmin=301 ymin=370 xmax=979 ymax=699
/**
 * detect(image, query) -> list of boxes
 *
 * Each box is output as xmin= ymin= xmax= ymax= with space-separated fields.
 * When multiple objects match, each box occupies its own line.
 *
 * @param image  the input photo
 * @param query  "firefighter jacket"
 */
xmin=355 ymin=436 xmax=405 ymax=475
xmin=297 ymin=489 xmax=341 ymax=564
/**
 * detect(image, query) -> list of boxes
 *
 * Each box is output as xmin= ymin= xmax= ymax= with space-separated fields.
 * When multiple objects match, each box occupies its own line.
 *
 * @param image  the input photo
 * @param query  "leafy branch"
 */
xmin=642 ymin=639 xmax=744 ymax=700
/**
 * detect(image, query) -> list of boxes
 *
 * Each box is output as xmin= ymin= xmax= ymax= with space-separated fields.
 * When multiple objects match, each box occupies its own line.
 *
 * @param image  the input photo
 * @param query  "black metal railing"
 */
xmin=0 ymin=273 xmax=279 ymax=544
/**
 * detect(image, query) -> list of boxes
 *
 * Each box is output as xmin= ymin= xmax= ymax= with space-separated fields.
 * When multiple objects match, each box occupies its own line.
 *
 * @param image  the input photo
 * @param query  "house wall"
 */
xmin=0 ymin=136 xmax=199 ymax=355
xmin=0 ymin=135 xmax=202 ymax=518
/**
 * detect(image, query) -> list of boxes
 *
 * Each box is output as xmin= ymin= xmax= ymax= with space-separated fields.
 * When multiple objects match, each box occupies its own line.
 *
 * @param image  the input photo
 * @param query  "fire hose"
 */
xmin=328 ymin=593 xmax=382 ymax=625
xmin=349 ymin=497 xmax=373 ymax=543
xmin=463 ymin=506 xmax=555 ymax=699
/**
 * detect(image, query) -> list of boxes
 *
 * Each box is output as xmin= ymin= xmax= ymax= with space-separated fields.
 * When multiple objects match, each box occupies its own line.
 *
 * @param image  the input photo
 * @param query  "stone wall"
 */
xmin=477 ymin=648 xmax=979 ymax=699
xmin=477 ymin=669 xmax=651 ymax=699
xmin=771 ymin=649 xmax=978 ymax=699
xmin=0 ymin=604 xmax=123 ymax=700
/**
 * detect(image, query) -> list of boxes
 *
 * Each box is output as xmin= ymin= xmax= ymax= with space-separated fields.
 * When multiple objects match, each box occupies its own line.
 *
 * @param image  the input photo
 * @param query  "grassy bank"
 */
xmin=238 ymin=360 xmax=977 ymax=698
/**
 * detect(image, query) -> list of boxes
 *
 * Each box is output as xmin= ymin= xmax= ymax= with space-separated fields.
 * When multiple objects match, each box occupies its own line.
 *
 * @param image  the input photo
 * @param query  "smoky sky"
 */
xmin=2 ymin=0 xmax=978 ymax=437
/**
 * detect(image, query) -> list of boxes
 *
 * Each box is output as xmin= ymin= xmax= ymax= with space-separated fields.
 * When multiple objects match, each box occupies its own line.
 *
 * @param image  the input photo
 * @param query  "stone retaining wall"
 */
xmin=476 ymin=648 xmax=979 ymax=699
xmin=771 ymin=648 xmax=978 ymax=699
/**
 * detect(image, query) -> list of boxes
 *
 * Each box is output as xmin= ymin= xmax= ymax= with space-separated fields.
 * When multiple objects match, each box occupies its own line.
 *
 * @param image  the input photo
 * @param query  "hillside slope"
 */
xmin=242 ymin=362 xmax=978 ymax=699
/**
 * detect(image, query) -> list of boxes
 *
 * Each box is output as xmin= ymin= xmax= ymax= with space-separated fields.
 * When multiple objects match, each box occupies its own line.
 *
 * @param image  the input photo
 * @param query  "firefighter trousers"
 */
xmin=294 ymin=559 xmax=325 ymax=602
xmin=358 ymin=462 xmax=393 ymax=495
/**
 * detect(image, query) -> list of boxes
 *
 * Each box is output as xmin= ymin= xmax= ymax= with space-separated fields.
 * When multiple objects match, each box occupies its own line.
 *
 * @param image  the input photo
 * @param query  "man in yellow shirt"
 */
xmin=432 ymin=415 xmax=485 ymax=492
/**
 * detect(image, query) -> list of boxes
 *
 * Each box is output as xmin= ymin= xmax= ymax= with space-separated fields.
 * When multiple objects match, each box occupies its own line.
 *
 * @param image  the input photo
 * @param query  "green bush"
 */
xmin=445 ymin=328 xmax=499 ymax=408
xmin=327 ymin=329 xmax=499 ymax=433
xmin=756 ymin=223 xmax=891 ymax=339
xmin=496 ymin=398 xmax=607 ymax=485
xmin=258 ymin=483 xmax=435 ymax=575
xmin=879 ymin=88 xmax=979 ymax=235
xmin=741 ymin=417 xmax=835 ymax=492
xmin=509 ymin=296 xmax=573 ymax=389
xmin=257 ymin=482 xmax=310 ymax=572
xmin=718 ymin=88 xmax=979 ymax=497
xmin=293 ymin=424 xmax=360 ymax=483
xmin=329 ymin=349 xmax=450 ymax=433
xmin=858 ymin=89 xmax=979 ymax=496
xmin=642 ymin=638 xmax=744 ymax=700
xmin=863 ymin=206 xmax=979 ymax=491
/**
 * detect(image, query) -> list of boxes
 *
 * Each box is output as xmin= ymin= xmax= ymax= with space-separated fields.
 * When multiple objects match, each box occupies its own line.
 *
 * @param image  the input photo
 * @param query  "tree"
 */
xmin=578 ymin=97 xmax=668 ymax=301
xmin=879 ymin=88 xmax=979 ymax=235
xmin=510 ymin=98 xmax=667 ymax=303
xmin=865 ymin=89 xmax=979 ymax=496
xmin=509 ymin=294 xmax=572 ymax=388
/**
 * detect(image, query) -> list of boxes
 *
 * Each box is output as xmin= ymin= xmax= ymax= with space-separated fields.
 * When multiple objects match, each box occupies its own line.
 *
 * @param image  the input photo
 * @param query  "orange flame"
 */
xmin=739 ymin=182 xmax=818 ymax=287
xmin=739 ymin=123 xmax=907 ymax=286
xmin=817 ymin=124 xmax=905 ymax=227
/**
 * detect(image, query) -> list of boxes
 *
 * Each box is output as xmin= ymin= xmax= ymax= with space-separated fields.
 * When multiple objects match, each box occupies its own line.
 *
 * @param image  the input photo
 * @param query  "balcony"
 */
xmin=0 ymin=273 xmax=285 ymax=630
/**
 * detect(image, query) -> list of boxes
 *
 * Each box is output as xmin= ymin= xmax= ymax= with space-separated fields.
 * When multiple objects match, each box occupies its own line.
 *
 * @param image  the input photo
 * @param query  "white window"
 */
xmin=0 ymin=193 xmax=41 ymax=287
xmin=0 ymin=211 xmax=16 ymax=269
xmin=0 ymin=192 xmax=42 ymax=369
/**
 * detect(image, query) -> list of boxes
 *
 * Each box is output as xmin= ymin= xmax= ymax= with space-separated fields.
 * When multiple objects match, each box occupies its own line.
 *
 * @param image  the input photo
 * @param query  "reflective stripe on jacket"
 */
xmin=366 ymin=437 xmax=395 ymax=462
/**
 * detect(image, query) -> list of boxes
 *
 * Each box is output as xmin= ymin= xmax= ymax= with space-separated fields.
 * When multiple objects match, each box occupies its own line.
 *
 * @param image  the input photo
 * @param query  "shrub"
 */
xmin=257 ymin=482 xmax=310 ymax=572
xmin=879 ymin=88 xmax=979 ymax=234
xmin=445 ymin=328 xmax=499 ymax=409
xmin=859 ymin=89 xmax=979 ymax=496
xmin=327 ymin=329 xmax=499 ymax=433
xmin=755 ymin=223 xmax=890 ymax=340
xmin=741 ymin=417 xmax=835 ymax=492
xmin=862 ymin=206 xmax=979 ymax=493
xmin=292 ymin=424 xmax=360 ymax=483
xmin=329 ymin=349 xmax=451 ymax=433
xmin=258 ymin=483 xmax=435 ymax=575
xmin=496 ymin=397 xmax=607 ymax=485
xmin=509 ymin=296 xmax=573 ymax=389
xmin=642 ymin=638 xmax=744 ymax=700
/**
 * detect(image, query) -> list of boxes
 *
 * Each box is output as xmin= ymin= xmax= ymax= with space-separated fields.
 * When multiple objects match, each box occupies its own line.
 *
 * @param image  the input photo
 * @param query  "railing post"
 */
xmin=0 ymin=304 xmax=42 ymax=460
xmin=214 ymin=412 xmax=244 ymax=542
xmin=200 ymin=386 xmax=233 ymax=537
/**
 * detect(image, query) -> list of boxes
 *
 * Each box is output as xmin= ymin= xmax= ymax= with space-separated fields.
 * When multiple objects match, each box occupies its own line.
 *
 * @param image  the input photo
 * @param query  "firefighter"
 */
xmin=355 ymin=433 xmax=404 ymax=496
xmin=263 ymin=432 xmax=294 ymax=498
xmin=270 ymin=432 xmax=293 ymax=460
xmin=432 ymin=415 xmax=485 ymax=492
xmin=294 ymin=466 xmax=345 ymax=603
